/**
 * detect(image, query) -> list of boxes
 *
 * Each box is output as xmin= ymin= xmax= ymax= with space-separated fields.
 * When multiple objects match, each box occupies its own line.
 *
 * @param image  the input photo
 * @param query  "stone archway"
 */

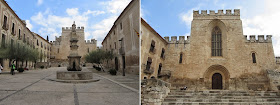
xmin=204 ymin=65 xmax=230 ymax=90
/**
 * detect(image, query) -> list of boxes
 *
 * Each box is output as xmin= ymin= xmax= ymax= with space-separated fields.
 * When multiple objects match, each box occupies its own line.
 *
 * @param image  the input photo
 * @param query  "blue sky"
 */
xmin=6 ymin=0 xmax=131 ymax=46
xmin=142 ymin=0 xmax=280 ymax=56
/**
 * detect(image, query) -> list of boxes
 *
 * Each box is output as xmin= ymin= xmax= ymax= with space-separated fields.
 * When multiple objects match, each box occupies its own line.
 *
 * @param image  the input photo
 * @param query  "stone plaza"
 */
xmin=0 ymin=67 xmax=139 ymax=105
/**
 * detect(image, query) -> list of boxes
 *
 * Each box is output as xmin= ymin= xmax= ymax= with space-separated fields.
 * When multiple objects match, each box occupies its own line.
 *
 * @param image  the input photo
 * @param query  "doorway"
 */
xmin=212 ymin=73 xmax=222 ymax=89
xmin=115 ymin=57 xmax=118 ymax=71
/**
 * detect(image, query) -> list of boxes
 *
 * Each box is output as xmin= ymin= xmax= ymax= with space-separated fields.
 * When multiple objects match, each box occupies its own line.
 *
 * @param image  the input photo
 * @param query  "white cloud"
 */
xmin=31 ymin=8 xmax=102 ymax=43
xmin=26 ymin=20 xmax=33 ymax=30
xmin=31 ymin=0 xmax=130 ymax=47
xmin=242 ymin=1 xmax=280 ymax=56
xmin=180 ymin=10 xmax=193 ymax=28
xmin=37 ymin=0 xmax=43 ymax=6
xmin=83 ymin=10 xmax=105 ymax=16
xmin=91 ymin=16 xmax=118 ymax=46
xmin=66 ymin=8 xmax=79 ymax=16
xmin=101 ymin=0 xmax=131 ymax=14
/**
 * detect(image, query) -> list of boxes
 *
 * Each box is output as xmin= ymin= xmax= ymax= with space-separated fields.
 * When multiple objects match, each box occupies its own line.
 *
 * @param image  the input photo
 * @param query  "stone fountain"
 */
xmin=53 ymin=21 xmax=98 ymax=83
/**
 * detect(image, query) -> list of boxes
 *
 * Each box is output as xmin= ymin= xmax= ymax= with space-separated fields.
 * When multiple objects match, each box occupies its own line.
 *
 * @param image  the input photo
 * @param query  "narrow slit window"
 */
xmin=179 ymin=53 xmax=183 ymax=63
xmin=252 ymin=53 xmax=256 ymax=63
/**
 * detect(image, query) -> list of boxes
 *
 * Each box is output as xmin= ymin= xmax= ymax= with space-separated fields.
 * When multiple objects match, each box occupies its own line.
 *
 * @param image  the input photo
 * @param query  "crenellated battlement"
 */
xmin=244 ymin=35 xmax=272 ymax=43
xmin=193 ymin=9 xmax=240 ymax=16
xmin=62 ymin=26 xmax=84 ymax=31
xmin=164 ymin=36 xmax=191 ymax=44
xmin=85 ymin=39 xmax=97 ymax=44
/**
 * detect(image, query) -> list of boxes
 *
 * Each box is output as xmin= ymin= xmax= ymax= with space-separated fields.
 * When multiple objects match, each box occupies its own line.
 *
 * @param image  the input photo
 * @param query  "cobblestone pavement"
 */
xmin=0 ymin=67 xmax=139 ymax=105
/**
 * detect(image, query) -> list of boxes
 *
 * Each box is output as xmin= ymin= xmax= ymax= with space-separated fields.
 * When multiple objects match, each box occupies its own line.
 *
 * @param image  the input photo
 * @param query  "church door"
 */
xmin=212 ymin=73 xmax=222 ymax=89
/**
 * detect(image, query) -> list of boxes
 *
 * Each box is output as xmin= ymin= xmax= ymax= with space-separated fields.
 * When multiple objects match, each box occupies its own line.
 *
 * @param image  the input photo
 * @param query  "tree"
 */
xmin=85 ymin=49 xmax=115 ymax=71
xmin=0 ymin=42 xmax=39 ymax=69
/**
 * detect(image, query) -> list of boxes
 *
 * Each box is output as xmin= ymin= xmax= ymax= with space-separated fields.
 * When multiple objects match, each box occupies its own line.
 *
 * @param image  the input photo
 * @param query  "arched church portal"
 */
xmin=204 ymin=65 xmax=230 ymax=90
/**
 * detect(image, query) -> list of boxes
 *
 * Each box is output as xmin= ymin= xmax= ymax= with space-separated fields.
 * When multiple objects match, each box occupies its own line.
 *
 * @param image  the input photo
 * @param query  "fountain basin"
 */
xmin=57 ymin=71 xmax=93 ymax=80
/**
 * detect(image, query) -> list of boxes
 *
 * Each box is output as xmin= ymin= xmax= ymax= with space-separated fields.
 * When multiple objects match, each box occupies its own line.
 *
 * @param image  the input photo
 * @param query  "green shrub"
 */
xmin=40 ymin=66 xmax=44 ymax=69
xmin=18 ymin=68 xmax=24 ymax=73
xmin=109 ymin=69 xmax=117 ymax=75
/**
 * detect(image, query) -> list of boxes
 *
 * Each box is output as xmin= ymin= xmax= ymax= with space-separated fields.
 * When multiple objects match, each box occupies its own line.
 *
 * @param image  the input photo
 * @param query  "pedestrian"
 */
xmin=11 ymin=61 xmax=15 ymax=75
xmin=0 ymin=63 xmax=3 ymax=74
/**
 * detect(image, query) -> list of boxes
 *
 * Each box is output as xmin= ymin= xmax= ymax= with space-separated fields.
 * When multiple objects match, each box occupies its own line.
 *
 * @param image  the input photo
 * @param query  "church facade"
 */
xmin=141 ymin=9 xmax=280 ymax=91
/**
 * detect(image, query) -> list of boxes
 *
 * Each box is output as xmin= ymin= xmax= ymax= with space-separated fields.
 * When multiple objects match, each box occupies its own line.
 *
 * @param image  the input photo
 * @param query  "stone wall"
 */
xmin=141 ymin=9 xmax=279 ymax=91
xmin=141 ymin=78 xmax=171 ymax=105
xmin=50 ymin=25 xmax=97 ymax=62
xmin=267 ymin=70 xmax=280 ymax=91
xmin=141 ymin=19 xmax=168 ymax=79
xmin=102 ymin=0 xmax=139 ymax=75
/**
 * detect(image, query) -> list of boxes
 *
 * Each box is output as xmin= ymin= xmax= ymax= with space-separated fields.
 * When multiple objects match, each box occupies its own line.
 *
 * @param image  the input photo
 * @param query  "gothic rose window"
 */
xmin=211 ymin=26 xmax=222 ymax=56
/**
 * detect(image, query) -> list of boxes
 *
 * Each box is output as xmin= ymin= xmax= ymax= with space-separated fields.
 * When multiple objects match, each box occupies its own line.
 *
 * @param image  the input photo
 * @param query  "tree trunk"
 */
xmin=25 ymin=60 xmax=27 ymax=68
xmin=16 ymin=59 xmax=18 ymax=69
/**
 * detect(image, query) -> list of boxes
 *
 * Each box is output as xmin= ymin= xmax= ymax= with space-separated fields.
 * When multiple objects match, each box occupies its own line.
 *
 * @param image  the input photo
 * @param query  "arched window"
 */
xmin=252 ymin=53 xmax=256 ymax=63
xmin=211 ymin=26 xmax=222 ymax=56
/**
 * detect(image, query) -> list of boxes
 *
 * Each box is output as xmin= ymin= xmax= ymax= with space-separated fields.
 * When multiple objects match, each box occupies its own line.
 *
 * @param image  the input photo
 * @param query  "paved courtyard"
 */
xmin=0 ymin=67 xmax=139 ymax=105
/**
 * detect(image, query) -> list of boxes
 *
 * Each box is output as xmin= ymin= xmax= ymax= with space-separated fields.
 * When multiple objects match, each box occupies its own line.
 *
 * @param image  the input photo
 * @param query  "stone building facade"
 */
xmin=50 ymin=22 xmax=97 ymax=67
xmin=141 ymin=9 xmax=280 ymax=91
xmin=102 ymin=0 xmax=139 ymax=75
xmin=0 ymin=0 xmax=51 ymax=71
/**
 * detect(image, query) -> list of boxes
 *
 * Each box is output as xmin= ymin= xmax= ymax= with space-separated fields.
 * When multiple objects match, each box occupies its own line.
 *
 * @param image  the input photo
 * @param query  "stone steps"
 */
xmin=162 ymin=102 xmax=280 ymax=105
xmin=162 ymin=89 xmax=280 ymax=105
xmin=164 ymin=98 xmax=280 ymax=102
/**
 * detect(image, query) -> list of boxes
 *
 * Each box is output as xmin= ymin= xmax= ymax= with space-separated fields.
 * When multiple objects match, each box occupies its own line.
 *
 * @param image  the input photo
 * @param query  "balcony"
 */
xmin=2 ymin=24 xmax=9 ymax=30
xmin=144 ymin=67 xmax=154 ymax=74
xmin=119 ymin=47 xmax=125 ymax=55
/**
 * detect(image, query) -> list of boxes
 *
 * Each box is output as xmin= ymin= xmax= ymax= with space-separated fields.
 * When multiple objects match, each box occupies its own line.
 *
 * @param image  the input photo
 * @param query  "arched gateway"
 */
xmin=204 ymin=65 xmax=230 ymax=90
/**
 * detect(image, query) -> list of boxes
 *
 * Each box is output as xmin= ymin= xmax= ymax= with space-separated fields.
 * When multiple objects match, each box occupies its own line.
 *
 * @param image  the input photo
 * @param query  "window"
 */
xmin=146 ymin=57 xmax=152 ymax=70
xmin=161 ymin=48 xmax=165 ymax=59
xmin=18 ymin=29 xmax=21 ymax=40
xmin=252 ymin=53 xmax=256 ymax=63
xmin=114 ymin=30 xmax=115 ymax=35
xmin=211 ymin=26 xmax=222 ymax=56
xmin=150 ymin=40 xmax=155 ymax=53
xmin=12 ymin=23 xmax=15 ymax=35
xmin=3 ymin=15 xmax=7 ymax=29
xmin=88 ymin=48 xmax=89 ymax=53
xmin=158 ymin=63 xmax=162 ymax=76
xmin=120 ymin=22 xmax=122 ymax=30
xmin=58 ymin=48 xmax=59 ymax=53
xmin=41 ymin=42 xmax=43 ymax=48
xmin=179 ymin=53 xmax=183 ymax=63
xmin=37 ymin=40 xmax=39 ymax=46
